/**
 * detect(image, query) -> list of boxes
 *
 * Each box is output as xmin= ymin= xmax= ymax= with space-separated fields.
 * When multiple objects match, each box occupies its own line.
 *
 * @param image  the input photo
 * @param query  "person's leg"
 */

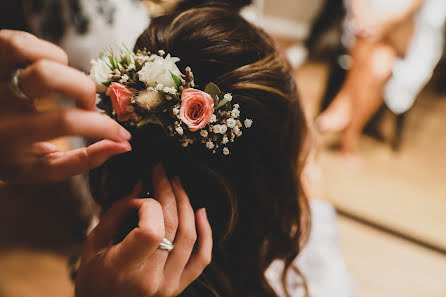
xmin=316 ymin=38 xmax=376 ymax=132
xmin=340 ymin=41 xmax=397 ymax=156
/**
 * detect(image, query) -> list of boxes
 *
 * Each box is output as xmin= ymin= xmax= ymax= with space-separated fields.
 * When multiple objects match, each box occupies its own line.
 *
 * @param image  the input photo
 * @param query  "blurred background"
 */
xmin=1 ymin=0 xmax=446 ymax=296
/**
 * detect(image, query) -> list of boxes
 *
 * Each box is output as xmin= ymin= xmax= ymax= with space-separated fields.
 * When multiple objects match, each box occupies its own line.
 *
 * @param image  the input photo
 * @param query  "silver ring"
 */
xmin=9 ymin=68 xmax=32 ymax=104
xmin=158 ymin=237 xmax=174 ymax=252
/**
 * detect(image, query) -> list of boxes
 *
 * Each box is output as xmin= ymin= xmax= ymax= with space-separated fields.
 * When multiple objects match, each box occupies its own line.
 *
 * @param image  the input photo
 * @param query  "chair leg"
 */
xmin=392 ymin=113 xmax=407 ymax=152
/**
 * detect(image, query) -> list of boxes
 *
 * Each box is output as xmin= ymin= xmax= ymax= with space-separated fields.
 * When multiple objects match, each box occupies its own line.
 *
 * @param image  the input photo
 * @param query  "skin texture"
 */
xmin=0 ymin=29 xmax=133 ymax=183
xmin=75 ymin=164 xmax=213 ymax=297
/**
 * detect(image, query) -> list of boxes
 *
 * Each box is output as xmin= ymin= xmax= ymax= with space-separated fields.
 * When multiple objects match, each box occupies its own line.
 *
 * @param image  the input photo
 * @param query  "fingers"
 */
xmin=0 ymin=110 xmax=131 ymax=148
xmin=19 ymin=60 xmax=96 ymax=110
xmin=0 ymin=30 xmax=68 ymax=80
xmin=34 ymin=140 xmax=132 ymax=182
xmin=164 ymin=177 xmax=197 ymax=278
xmin=87 ymin=198 xmax=165 ymax=266
xmin=180 ymin=208 xmax=212 ymax=289
xmin=152 ymin=163 xmax=178 ymax=243
xmin=112 ymin=199 xmax=165 ymax=267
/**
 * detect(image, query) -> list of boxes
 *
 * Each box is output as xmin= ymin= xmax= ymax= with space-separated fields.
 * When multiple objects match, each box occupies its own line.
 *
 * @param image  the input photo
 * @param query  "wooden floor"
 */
xmin=0 ymin=62 xmax=445 ymax=297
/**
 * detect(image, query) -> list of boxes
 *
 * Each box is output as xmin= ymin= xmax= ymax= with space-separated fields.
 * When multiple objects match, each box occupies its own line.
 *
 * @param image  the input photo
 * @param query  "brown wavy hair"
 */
xmin=89 ymin=7 xmax=310 ymax=297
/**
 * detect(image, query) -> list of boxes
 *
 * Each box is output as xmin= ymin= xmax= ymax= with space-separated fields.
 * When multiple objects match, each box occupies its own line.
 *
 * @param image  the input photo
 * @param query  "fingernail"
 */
xmin=121 ymin=141 xmax=132 ymax=152
xmin=200 ymin=208 xmax=208 ymax=221
xmin=119 ymin=127 xmax=132 ymax=140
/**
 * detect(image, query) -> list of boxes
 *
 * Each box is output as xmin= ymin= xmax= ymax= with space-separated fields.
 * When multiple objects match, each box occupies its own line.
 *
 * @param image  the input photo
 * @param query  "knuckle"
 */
xmin=138 ymin=224 xmax=164 ymax=243
xmin=144 ymin=275 xmax=162 ymax=296
xmin=32 ymin=59 xmax=52 ymax=79
xmin=180 ymin=228 xmax=197 ymax=249
xmin=159 ymin=285 xmax=178 ymax=297
xmin=164 ymin=217 xmax=179 ymax=236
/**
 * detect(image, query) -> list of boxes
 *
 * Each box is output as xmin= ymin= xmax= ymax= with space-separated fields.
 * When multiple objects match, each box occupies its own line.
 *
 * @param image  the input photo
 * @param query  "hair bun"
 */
xmin=174 ymin=0 xmax=253 ymax=12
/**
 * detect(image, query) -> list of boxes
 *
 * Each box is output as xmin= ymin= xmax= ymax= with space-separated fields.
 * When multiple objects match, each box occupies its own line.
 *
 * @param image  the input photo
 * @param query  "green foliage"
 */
xmin=170 ymin=72 xmax=182 ymax=89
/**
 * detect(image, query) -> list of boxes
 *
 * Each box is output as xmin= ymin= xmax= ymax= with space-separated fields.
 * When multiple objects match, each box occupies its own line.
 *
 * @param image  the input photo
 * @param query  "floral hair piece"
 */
xmin=90 ymin=48 xmax=253 ymax=155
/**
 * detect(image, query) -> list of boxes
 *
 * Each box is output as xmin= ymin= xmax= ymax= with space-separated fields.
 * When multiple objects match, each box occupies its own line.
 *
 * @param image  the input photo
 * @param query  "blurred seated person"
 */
xmin=315 ymin=0 xmax=425 ymax=160
xmin=384 ymin=0 xmax=446 ymax=115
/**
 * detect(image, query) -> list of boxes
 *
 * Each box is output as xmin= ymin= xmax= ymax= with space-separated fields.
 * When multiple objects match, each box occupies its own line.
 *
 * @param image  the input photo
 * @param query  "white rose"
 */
xmin=90 ymin=58 xmax=113 ymax=92
xmin=138 ymin=54 xmax=182 ymax=88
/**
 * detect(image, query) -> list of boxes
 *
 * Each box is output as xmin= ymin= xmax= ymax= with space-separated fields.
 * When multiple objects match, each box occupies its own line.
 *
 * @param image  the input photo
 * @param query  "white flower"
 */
xmin=224 ymin=93 xmax=232 ymax=102
xmin=233 ymin=104 xmax=240 ymax=109
xmin=156 ymin=84 xmax=164 ymax=91
xmin=176 ymin=126 xmax=184 ymax=135
xmin=223 ymin=147 xmax=230 ymax=155
xmin=135 ymin=90 xmax=163 ymax=111
xmin=119 ymin=74 xmax=129 ymax=84
xmin=231 ymin=108 xmax=240 ymax=118
xmin=90 ymin=57 xmax=113 ymax=92
xmin=206 ymin=141 xmax=215 ymax=150
xmin=163 ymin=87 xmax=178 ymax=95
xmin=221 ymin=125 xmax=228 ymax=133
xmin=227 ymin=118 xmax=237 ymax=128
xmin=222 ymin=137 xmax=229 ymax=144
xmin=138 ymin=54 xmax=182 ymax=88
xmin=158 ymin=50 xmax=166 ymax=56
xmin=213 ymin=125 xmax=223 ymax=134
xmin=200 ymin=130 xmax=208 ymax=138
xmin=210 ymin=114 xmax=217 ymax=123
xmin=244 ymin=119 xmax=253 ymax=128
xmin=173 ymin=107 xmax=180 ymax=115
xmin=233 ymin=126 xmax=241 ymax=135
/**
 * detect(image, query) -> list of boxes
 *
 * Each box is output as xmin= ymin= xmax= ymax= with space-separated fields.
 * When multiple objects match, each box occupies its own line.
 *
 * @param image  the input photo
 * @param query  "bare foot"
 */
xmin=316 ymin=95 xmax=352 ymax=133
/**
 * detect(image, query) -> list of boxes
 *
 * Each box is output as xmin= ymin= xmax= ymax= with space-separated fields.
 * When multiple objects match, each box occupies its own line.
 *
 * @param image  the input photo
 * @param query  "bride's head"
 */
xmin=90 ymin=7 xmax=310 ymax=297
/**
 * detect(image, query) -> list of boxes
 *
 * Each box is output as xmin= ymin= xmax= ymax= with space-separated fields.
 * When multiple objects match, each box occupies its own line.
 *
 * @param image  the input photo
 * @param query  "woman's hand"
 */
xmin=75 ymin=164 xmax=213 ymax=297
xmin=0 ymin=30 xmax=132 ymax=183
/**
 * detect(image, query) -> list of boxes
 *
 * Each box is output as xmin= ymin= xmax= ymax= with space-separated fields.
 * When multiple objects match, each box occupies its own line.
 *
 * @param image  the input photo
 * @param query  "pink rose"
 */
xmin=180 ymin=89 xmax=215 ymax=132
xmin=106 ymin=82 xmax=134 ymax=121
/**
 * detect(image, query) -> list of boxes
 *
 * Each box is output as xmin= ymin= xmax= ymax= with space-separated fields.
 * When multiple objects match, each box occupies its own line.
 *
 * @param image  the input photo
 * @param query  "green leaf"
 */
xmin=220 ymin=102 xmax=232 ymax=112
xmin=204 ymin=82 xmax=221 ymax=97
xmin=136 ymin=115 xmax=163 ymax=128
xmin=217 ymin=97 xmax=230 ymax=109
xmin=170 ymin=72 xmax=182 ymax=88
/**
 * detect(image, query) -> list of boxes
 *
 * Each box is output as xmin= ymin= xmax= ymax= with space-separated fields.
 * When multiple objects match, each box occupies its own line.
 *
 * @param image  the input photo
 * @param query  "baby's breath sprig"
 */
xmin=90 ymin=47 xmax=253 ymax=156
